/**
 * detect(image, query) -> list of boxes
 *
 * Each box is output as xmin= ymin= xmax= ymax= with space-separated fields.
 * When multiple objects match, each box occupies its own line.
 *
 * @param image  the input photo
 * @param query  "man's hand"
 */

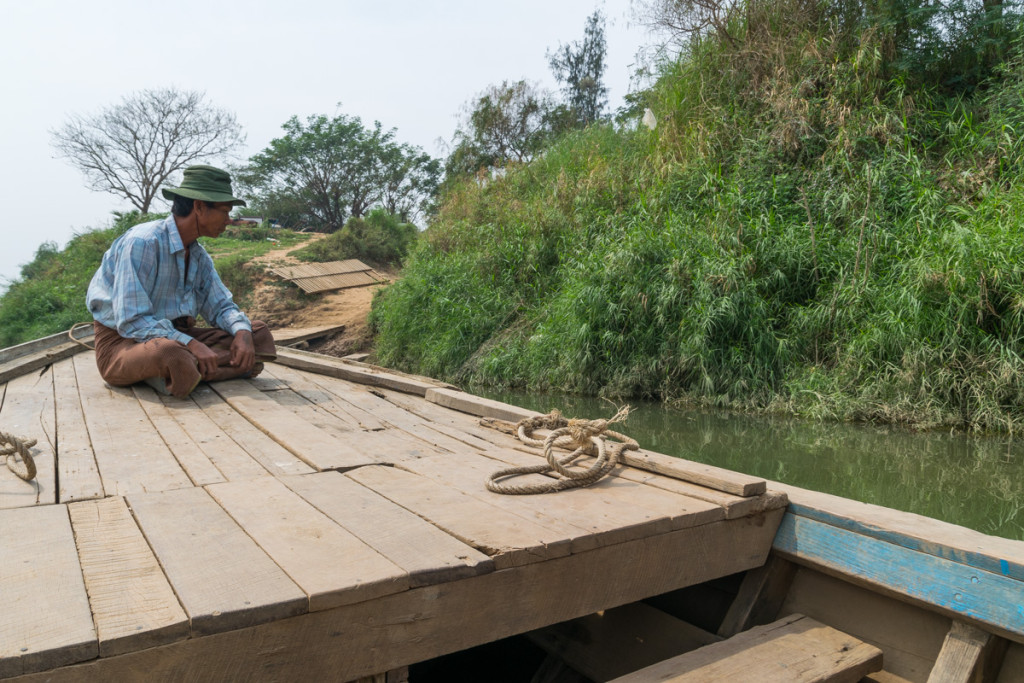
xmin=229 ymin=330 xmax=256 ymax=374
xmin=187 ymin=338 xmax=221 ymax=379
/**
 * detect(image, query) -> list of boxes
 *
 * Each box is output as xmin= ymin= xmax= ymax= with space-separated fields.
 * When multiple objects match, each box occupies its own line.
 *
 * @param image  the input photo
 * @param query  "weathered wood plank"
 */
xmin=72 ymin=353 xmax=191 ymax=496
xmin=718 ymin=555 xmax=798 ymax=638
xmin=126 ymin=486 xmax=307 ymax=636
xmin=281 ymin=471 xmax=494 ymax=587
xmin=11 ymin=511 xmax=782 ymax=682
xmin=210 ymin=379 xmax=374 ymax=471
xmin=608 ymin=613 xmax=883 ymax=683
xmin=399 ymin=451 xmax=668 ymax=554
xmin=153 ymin=388 xmax=273 ymax=482
xmin=425 ymin=386 xmax=540 ymax=422
xmin=0 ymin=338 xmax=91 ymax=386
xmin=67 ymin=496 xmax=189 ymax=656
xmin=528 ymin=602 xmax=723 ymax=682
xmin=131 ymin=385 xmax=226 ymax=486
xmin=51 ymin=358 xmax=103 ymax=503
xmin=0 ymin=505 xmax=96 ymax=677
xmin=346 ymin=464 xmax=574 ymax=569
xmin=266 ymin=364 xmax=386 ymax=431
xmin=926 ymin=621 xmax=1007 ymax=683
xmin=773 ymin=513 xmax=1024 ymax=642
xmin=188 ymin=384 xmax=313 ymax=477
xmin=205 ymin=476 xmax=410 ymax=611
xmin=0 ymin=368 xmax=55 ymax=508
xmin=781 ymin=566 xmax=949 ymax=683
xmin=273 ymin=347 xmax=452 ymax=396
xmin=773 ymin=481 xmax=1024 ymax=583
xmin=0 ymin=327 xmax=92 ymax=364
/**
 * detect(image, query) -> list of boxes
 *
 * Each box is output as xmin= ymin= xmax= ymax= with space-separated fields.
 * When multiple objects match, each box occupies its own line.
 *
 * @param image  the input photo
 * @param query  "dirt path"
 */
xmin=247 ymin=236 xmax=391 ymax=357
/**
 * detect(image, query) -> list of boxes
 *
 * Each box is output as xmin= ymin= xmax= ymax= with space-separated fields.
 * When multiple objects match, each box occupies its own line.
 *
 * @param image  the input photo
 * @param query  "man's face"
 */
xmin=195 ymin=201 xmax=234 ymax=238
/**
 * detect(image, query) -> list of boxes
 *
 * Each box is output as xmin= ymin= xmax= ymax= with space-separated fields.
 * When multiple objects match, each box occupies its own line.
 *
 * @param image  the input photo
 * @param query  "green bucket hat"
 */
xmin=161 ymin=165 xmax=247 ymax=206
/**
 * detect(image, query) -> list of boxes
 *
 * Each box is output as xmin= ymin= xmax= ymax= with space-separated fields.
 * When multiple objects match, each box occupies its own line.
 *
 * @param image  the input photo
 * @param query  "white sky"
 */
xmin=0 ymin=0 xmax=656 ymax=289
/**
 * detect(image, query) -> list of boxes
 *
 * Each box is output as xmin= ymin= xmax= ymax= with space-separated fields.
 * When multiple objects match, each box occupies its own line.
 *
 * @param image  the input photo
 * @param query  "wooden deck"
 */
xmin=0 ymin=346 xmax=786 ymax=681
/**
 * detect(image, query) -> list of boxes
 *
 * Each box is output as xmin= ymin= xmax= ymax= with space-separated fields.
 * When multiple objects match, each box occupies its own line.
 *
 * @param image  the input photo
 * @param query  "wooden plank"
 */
xmin=188 ymin=384 xmax=313 ymax=477
xmin=12 ymin=510 xmax=782 ymax=682
xmin=0 ymin=505 xmax=96 ymax=677
xmin=273 ymin=348 xmax=453 ymax=396
xmin=154 ymin=389 xmax=273 ymax=482
xmin=718 ymin=555 xmax=797 ymax=638
xmin=0 ymin=368 xmax=55 ymax=508
xmin=781 ymin=566 xmax=949 ymax=683
xmin=926 ymin=621 xmax=1007 ymax=683
xmin=773 ymin=482 xmax=1024 ymax=583
xmin=210 ymin=379 xmax=376 ymax=471
xmin=0 ymin=339 xmax=91 ymax=386
xmin=400 ymin=451 xmax=671 ymax=554
xmin=425 ymin=386 xmax=541 ymax=422
xmin=271 ymin=324 xmax=348 ymax=345
xmin=72 ymin=353 xmax=191 ymax=496
xmin=474 ymin=442 xmax=729 ymax=530
xmin=773 ymin=513 xmax=1024 ymax=642
xmin=609 ymin=614 xmax=882 ymax=683
xmin=263 ymin=364 xmax=386 ymax=431
xmin=614 ymin=468 xmax=787 ymax=520
xmin=67 ymin=496 xmax=189 ymax=656
xmin=346 ymin=464 xmax=575 ymax=569
xmin=281 ymin=471 xmax=494 ymax=587
xmin=51 ymin=358 xmax=103 ymax=503
xmin=528 ymin=602 xmax=723 ymax=682
xmin=127 ymin=486 xmax=307 ymax=635
xmin=131 ymin=385 xmax=226 ymax=486
xmin=0 ymin=326 xmax=93 ymax=364
xmin=205 ymin=476 xmax=410 ymax=611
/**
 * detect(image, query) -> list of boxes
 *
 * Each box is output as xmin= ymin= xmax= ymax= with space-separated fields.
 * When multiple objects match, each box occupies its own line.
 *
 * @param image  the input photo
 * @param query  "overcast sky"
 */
xmin=0 ymin=0 xmax=656 ymax=290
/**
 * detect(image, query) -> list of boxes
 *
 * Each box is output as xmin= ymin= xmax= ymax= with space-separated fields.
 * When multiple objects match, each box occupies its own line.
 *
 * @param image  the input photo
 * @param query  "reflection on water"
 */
xmin=474 ymin=389 xmax=1024 ymax=541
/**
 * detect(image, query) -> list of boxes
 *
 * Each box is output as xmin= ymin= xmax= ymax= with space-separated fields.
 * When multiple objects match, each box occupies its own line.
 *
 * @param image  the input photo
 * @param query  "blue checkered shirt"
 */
xmin=87 ymin=215 xmax=252 ymax=345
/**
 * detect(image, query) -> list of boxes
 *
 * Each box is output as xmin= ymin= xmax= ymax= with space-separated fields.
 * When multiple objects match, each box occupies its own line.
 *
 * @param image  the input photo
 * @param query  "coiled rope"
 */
xmin=486 ymin=407 xmax=638 ymax=495
xmin=1 ymin=431 xmax=37 ymax=482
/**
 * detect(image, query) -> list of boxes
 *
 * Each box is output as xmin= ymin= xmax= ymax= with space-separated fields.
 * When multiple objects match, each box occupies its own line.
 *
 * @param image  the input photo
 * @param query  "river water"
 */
xmin=475 ymin=389 xmax=1024 ymax=541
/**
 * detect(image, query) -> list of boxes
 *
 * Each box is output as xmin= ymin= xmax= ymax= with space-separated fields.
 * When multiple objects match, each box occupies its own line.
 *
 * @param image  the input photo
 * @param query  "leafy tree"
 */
xmin=291 ymin=209 xmax=418 ymax=268
xmin=446 ymin=80 xmax=553 ymax=177
xmin=241 ymin=113 xmax=438 ymax=232
xmin=548 ymin=10 xmax=609 ymax=127
xmin=51 ymin=89 xmax=245 ymax=213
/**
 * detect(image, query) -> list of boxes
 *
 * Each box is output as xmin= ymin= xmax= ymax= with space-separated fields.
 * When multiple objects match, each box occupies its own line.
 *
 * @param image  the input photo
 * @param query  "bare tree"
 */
xmin=51 ymin=88 xmax=245 ymax=213
xmin=633 ymin=0 xmax=742 ymax=49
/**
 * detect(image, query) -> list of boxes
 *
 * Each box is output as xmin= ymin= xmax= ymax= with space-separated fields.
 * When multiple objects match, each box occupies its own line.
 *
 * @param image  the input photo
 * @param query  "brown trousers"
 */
xmin=93 ymin=319 xmax=277 ymax=398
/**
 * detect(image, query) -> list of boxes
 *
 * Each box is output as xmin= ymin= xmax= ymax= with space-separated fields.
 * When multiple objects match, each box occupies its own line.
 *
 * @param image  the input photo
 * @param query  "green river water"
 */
xmin=475 ymin=389 xmax=1024 ymax=541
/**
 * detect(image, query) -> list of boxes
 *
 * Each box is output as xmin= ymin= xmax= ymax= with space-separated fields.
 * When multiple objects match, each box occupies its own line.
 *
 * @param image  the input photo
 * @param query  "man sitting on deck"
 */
xmin=86 ymin=164 xmax=276 ymax=398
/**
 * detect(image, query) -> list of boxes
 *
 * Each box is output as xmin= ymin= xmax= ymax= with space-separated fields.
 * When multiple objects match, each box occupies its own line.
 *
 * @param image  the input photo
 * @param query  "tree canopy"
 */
xmin=548 ymin=10 xmax=609 ymax=127
xmin=51 ymin=88 xmax=245 ymax=213
xmin=240 ymin=113 xmax=439 ymax=231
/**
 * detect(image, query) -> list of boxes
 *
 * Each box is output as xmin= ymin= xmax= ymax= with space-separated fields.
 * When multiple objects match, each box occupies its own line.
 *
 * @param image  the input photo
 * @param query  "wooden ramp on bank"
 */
xmin=0 ymin=344 xmax=787 ymax=681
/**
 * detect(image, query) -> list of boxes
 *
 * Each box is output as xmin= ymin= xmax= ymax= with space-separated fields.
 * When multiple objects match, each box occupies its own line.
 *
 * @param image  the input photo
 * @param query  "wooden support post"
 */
xmin=926 ymin=621 xmax=1008 ymax=683
xmin=717 ymin=555 xmax=797 ymax=638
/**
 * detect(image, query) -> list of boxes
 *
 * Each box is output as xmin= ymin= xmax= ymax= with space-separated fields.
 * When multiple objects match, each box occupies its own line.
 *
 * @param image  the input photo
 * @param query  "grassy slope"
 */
xmin=371 ymin=5 xmax=1024 ymax=432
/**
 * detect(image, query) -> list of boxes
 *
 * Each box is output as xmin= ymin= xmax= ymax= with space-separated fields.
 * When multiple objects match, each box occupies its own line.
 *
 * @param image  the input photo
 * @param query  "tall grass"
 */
xmin=372 ymin=2 xmax=1024 ymax=432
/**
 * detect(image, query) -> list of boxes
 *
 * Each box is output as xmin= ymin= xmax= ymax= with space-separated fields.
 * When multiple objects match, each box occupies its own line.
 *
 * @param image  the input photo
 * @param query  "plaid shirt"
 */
xmin=87 ymin=215 xmax=251 ymax=345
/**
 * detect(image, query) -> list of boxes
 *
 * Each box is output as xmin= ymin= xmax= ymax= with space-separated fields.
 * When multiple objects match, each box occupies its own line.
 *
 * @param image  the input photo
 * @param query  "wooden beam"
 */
xmin=272 ymin=348 xmax=454 ymax=396
xmin=718 ymin=555 xmax=797 ymax=638
xmin=52 ymin=358 xmax=103 ymax=504
xmin=926 ymin=621 xmax=1008 ymax=683
xmin=425 ymin=387 xmax=540 ymax=422
xmin=10 ymin=511 xmax=782 ymax=682
xmin=608 ymin=614 xmax=882 ymax=683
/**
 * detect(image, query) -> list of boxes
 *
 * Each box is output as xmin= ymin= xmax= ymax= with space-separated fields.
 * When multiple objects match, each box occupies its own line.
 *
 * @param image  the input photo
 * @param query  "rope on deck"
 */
xmin=1 ymin=431 xmax=37 ymax=482
xmin=486 ymin=407 xmax=638 ymax=495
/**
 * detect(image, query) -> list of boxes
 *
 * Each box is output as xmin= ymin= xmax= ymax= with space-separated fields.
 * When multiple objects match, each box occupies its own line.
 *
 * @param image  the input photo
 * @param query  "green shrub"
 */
xmin=291 ymin=209 xmax=419 ymax=268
